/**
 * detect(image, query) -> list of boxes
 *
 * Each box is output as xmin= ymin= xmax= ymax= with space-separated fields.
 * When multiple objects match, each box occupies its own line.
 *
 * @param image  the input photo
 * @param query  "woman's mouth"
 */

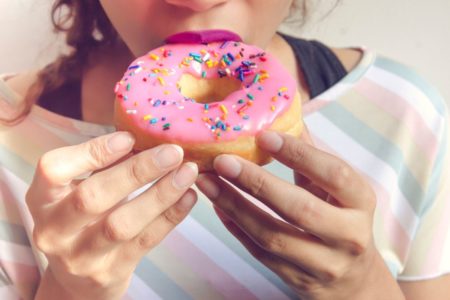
xmin=164 ymin=29 xmax=243 ymax=44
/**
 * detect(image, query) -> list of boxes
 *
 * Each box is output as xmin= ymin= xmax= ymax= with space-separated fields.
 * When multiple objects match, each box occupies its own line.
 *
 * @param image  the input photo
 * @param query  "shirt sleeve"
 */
xmin=0 ymin=167 xmax=40 ymax=299
xmin=398 ymin=99 xmax=450 ymax=280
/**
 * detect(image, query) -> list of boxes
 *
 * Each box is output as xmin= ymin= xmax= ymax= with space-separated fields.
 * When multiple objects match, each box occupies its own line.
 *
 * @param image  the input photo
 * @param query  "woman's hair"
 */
xmin=0 ymin=0 xmax=311 ymax=125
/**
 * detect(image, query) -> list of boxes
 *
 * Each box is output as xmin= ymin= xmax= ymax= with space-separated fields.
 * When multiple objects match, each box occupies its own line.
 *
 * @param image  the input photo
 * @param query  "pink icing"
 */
xmin=115 ymin=41 xmax=297 ymax=143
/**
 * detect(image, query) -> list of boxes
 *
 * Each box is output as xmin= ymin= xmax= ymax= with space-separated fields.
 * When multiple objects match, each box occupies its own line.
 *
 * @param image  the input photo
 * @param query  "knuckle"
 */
xmin=258 ymin=230 xmax=287 ymax=253
xmin=163 ymin=205 xmax=186 ymax=226
xmin=136 ymin=230 xmax=158 ymax=250
xmin=103 ymin=215 xmax=131 ymax=243
xmin=344 ymin=229 xmax=371 ymax=256
xmin=127 ymin=156 xmax=152 ymax=186
xmin=320 ymin=264 xmax=344 ymax=283
xmin=290 ymin=199 xmax=318 ymax=229
xmin=33 ymin=226 xmax=53 ymax=254
xmin=85 ymin=141 xmax=109 ymax=169
xmin=247 ymin=173 xmax=268 ymax=198
xmin=285 ymin=141 xmax=308 ymax=166
xmin=72 ymin=184 xmax=100 ymax=215
xmin=86 ymin=272 xmax=112 ymax=289
xmin=328 ymin=163 xmax=352 ymax=191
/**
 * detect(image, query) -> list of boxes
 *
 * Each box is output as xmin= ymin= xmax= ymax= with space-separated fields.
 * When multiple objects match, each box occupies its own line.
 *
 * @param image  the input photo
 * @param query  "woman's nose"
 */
xmin=165 ymin=0 xmax=228 ymax=12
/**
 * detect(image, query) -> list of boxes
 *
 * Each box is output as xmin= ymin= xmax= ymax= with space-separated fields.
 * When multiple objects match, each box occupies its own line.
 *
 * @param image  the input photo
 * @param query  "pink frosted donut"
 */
xmin=114 ymin=37 xmax=302 ymax=171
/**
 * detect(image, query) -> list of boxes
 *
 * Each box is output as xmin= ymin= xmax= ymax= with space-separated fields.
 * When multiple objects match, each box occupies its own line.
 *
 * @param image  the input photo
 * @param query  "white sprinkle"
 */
xmin=126 ymin=109 xmax=138 ymax=114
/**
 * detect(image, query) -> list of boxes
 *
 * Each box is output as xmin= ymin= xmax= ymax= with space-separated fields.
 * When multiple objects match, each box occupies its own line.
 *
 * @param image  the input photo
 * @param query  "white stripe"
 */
xmin=366 ymin=66 xmax=443 ymax=135
xmin=127 ymin=273 xmax=162 ymax=300
xmin=0 ymin=240 xmax=36 ymax=266
xmin=305 ymin=113 xmax=420 ymax=239
xmin=176 ymin=215 xmax=289 ymax=300
xmin=0 ymin=285 xmax=21 ymax=300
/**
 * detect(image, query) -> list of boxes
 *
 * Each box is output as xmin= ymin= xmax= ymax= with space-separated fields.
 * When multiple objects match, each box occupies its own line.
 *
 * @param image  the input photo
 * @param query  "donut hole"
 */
xmin=178 ymin=73 xmax=242 ymax=104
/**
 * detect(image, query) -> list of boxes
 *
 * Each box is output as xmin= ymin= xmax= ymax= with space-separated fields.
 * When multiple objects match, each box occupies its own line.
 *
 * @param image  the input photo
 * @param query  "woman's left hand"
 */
xmin=196 ymin=130 xmax=405 ymax=300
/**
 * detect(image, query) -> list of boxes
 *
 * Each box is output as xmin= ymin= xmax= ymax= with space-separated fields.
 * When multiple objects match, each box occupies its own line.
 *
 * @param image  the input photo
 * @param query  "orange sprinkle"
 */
xmin=247 ymin=101 xmax=254 ymax=107
xmin=187 ymin=118 xmax=193 ymax=122
xmin=272 ymin=96 xmax=278 ymax=102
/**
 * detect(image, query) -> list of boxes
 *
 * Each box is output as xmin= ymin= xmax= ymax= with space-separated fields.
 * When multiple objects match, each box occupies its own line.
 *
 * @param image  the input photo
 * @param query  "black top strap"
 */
xmin=281 ymin=34 xmax=348 ymax=98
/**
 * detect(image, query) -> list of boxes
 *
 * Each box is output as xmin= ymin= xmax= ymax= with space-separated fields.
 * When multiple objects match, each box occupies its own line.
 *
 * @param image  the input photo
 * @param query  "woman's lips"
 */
xmin=164 ymin=29 xmax=243 ymax=44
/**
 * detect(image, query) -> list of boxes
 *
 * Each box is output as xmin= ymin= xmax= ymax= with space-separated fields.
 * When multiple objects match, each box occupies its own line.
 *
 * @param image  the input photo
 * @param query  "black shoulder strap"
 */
xmin=280 ymin=34 xmax=347 ymax=98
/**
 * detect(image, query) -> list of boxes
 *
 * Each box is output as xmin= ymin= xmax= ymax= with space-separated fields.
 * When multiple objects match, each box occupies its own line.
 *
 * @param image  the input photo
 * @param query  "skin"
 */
xmin=7 ymin=0 xmax=445 ymax=299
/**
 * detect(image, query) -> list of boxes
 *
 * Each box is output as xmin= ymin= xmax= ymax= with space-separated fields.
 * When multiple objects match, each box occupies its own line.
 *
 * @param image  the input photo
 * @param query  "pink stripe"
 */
xmin=354 ymin=78 xmax=438 ymax=160
xmin=312 ymin=135 xmax=411 ymax=260
xmin=163 ymin=230 xmax=258 ymax=300
xmin=422 ymin=184 xmax=450 ymax=274
xmin=0 ymin=259 xmax=39 ymax=283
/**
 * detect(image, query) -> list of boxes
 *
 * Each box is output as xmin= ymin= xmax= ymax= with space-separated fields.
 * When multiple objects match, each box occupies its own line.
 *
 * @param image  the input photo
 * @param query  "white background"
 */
xmin=1 ymin=0 xmax=449 ymax=104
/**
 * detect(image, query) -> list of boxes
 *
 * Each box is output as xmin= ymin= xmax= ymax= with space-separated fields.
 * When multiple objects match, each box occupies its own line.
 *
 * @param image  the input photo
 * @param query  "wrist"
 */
xmin=35 ymin=268 xmax=77 ymax=300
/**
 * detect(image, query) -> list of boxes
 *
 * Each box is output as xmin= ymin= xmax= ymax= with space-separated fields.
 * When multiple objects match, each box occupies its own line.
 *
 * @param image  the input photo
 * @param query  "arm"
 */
xmin=399 ymin=275 xmax=450 ymax=299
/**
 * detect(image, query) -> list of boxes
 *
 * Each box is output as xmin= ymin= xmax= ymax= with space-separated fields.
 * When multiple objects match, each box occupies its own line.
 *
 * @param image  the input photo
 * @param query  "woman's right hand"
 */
xmin=26 ymin=131 xmax=198 ymax=300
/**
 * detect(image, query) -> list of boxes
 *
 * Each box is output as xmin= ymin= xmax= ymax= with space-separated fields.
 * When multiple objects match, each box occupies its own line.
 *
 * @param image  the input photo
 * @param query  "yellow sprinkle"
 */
xmin=271 ymin=105 xmax=276 ymax=111
xmin=260 ymin=74 xmax=270 ymax=80
xmin=206 ymin=60 xmax=214 ymax=68
xmin=143 ymin=115 xmax=152 ymax=121
xmin=150 ymin=54 xmax=160 ymax=61
xmin=279 ymin=87 xmax=288 ymax=92
xmin=220 ymin=104 xmax=228 ymax=114
xmin=158 ymin=77 xmax=166 ymax=86
xmin=164 ymin=90 xmax=170 ymax=95
xmin=200 ymin=49 xmax=207 ymax=54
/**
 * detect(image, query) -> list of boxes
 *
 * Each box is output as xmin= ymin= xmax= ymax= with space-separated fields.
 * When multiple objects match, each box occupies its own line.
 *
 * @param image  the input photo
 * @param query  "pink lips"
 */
xmin=164 ymin=30 xmax=242 ymax=44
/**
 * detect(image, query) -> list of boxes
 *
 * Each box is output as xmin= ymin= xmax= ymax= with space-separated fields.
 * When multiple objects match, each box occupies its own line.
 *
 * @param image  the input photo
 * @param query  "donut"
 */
xmin=114 ymin=31 xmax=302 ymax=171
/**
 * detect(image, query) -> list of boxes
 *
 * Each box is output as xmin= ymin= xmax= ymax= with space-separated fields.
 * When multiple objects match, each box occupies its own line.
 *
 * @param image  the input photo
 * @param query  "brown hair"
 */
xmin=0 ymin=0 xmax=118 ymax=125
xmin=1 ymin=0 xmax=312 ymax=125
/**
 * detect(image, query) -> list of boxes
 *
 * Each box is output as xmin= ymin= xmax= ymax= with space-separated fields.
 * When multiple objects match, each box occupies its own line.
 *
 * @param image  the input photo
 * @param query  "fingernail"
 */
xmin=173 ymin=162 xmax=198 ymax=189
xmin=176 ymin=190 xmax=197 ymax=210
xmin=107 ymin=132 xmax=134 ymax=153
xmin=214 ymin=155 xmax=242 ymax=178
xmin=257 ymin=131 xmax=283 ymax=153
xmin=196 ymin=174 xmax=221 ymax=199
xmin=154 ymin=145 xmax=183 ymax=169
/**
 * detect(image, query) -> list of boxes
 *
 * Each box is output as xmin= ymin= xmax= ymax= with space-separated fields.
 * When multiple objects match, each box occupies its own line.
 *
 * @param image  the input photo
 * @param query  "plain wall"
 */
xmin=1 ymin=0 xmax=449 ymax=103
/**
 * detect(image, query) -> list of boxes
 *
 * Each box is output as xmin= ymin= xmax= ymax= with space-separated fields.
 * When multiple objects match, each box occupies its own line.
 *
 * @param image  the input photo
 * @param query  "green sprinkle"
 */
xmin=202 ymin=71 xmax=207 ymax=78
xmin=247 ymin=93 xmax=254 ymax=100
xmin=126 ymin=83 xmax=131 ymax=91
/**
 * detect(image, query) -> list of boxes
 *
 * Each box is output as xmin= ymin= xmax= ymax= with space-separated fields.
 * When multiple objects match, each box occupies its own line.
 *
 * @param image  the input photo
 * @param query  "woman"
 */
xmin=0 ymin=0 xmax=449 ymax=299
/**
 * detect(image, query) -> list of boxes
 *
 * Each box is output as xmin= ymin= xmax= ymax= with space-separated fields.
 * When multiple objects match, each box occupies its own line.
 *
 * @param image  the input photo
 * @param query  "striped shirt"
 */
xmin=0 ymin=48 xmax=449 ymax=299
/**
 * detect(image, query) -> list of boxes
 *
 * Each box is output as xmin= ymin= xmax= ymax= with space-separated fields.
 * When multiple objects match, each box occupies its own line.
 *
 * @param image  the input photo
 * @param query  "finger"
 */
xmin=75 ymin=164 xmax=198 ymax=254
xmin=34 ymin=131 xmax=135 ymax=189
xmin=210 ymin=196 xmax=343 ymax=284
xmin=47 ymin=144 xmax=185 ymax=233
xmin=256 ymin=131 xmax=375 ymax=209
xmin=197 ymin=173 xmax=351 ymax=277
xmin=210 ymin=155 xmax=347 ymax=241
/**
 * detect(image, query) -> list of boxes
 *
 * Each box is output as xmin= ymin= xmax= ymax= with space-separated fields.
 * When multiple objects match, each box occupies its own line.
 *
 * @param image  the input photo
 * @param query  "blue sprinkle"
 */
xmin=128 ymin=65 xmax=139 ymax=70
xmin=153 ymin=100 xmax=162 ymax=107
xmin=150 ymin=118 xmax=158 ymax=124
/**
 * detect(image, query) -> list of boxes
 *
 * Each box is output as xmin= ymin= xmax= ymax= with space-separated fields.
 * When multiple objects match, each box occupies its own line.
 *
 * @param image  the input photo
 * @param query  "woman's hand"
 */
xmin=196 ymin=130 xmax=405 ymax=300
xmin=26 ymin=132 xmax=198 ymax=300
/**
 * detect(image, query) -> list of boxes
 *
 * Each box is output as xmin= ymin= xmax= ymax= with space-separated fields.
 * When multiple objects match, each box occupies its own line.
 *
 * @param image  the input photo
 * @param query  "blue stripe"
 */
xmin=320 ymin=102 xmax=426 ymax=214
xmin=135 ymin=257 xmax=193 ymax=300
xmin=190 ymin=197 xmax=298 ymax=299
xmin=0 ymin=221 xmax=30 ymax=246
xmin=420 ymin=111 xmax=449 ymax=216
xmin=374 ymin=56 xmax=448 ymax=116
xmin=0 ymin=145 xmax=34 ymax=184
